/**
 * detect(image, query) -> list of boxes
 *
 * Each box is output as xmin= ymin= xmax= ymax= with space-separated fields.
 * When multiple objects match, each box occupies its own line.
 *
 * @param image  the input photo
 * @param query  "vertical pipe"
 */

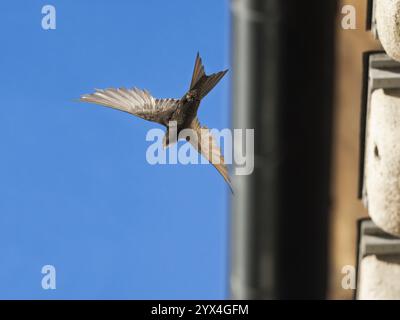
xmin=230 ymin=0 xmax=336 ymax=299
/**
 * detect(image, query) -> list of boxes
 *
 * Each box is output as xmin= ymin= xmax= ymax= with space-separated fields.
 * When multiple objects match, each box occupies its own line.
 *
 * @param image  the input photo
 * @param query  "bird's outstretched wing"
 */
xmin=80 ymin=87 xmax=179 ymax=126
xmin=189 ymin=118 xmax=233 ymax=192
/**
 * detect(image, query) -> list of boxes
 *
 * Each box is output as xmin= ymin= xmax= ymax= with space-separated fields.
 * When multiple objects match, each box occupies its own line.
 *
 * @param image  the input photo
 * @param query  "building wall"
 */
xmin=330 ymin=0 xmax=380 ymax=299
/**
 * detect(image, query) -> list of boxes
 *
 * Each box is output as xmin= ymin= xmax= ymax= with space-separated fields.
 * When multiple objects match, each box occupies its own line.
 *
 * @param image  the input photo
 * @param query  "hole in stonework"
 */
xmin=374 ymin=145 xmax=380 ymax=160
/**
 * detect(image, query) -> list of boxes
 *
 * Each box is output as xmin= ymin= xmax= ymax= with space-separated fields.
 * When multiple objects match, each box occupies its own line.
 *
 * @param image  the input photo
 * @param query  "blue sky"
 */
xmin=0 ymin=0 xmax=230 ymax=299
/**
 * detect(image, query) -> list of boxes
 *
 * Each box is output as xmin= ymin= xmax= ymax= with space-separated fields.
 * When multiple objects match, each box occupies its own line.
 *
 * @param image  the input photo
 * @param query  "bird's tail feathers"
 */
xmin=190 ymin=53 xmax=228 ymax=100
xmin=190 ymin=52 xmax=206 ymax=90
xmin=196 ymin=70 xmax=228 ymax=100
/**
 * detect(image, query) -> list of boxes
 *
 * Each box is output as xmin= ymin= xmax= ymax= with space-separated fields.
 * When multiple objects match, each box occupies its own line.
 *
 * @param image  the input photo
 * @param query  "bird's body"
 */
xmin=80 ymin=53 xmax=232 ymax=192
xmin=172 ymin=93 xmax=200 ymax=131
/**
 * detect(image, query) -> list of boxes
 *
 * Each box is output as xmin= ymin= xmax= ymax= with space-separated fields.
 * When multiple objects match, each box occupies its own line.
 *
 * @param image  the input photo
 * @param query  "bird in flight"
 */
xmin=79 ymin=53 xmax=232 ymax=192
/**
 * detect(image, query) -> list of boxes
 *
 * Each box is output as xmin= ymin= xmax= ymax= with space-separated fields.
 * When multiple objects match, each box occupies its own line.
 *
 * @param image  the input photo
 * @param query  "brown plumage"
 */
xmin=79 ymin=53 xmax=232 ymax=192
